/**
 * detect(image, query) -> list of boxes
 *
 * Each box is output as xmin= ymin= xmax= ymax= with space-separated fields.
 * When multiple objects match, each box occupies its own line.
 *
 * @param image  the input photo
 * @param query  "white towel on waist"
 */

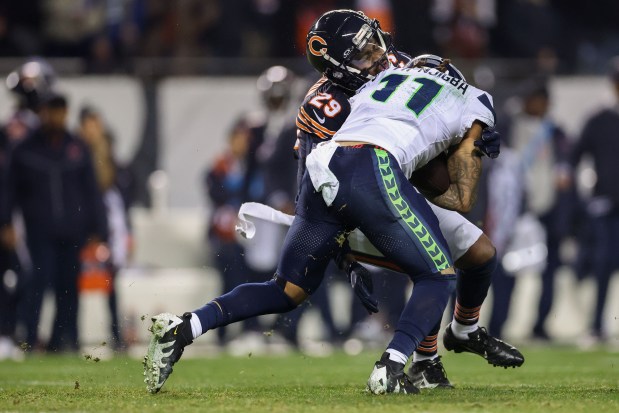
xmin=306 ymin=141 xmax=340 ymax=206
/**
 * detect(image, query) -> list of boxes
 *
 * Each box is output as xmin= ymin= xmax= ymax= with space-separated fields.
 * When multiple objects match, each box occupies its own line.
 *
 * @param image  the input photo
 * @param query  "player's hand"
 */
xmin=474 ymin=127 xmax=501 ymax=159
xmin=348 ymin=262 xmax=379 ymax=314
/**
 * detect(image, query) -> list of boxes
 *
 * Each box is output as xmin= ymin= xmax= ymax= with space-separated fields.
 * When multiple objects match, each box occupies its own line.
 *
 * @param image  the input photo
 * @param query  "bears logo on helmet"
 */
xmin=308 ymin=36 xmax=327 ymax=57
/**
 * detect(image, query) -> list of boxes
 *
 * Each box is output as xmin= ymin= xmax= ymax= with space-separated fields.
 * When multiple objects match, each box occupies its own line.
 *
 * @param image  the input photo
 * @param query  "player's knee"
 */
xmin=443 ymin=269 xmax=457 ymax=293
xmin=456 ymin=234 xmax=496 ymax=270
xmin=284 ymin=282 xmax=309 ymax=305
xmin=274 ymin=276 xmax=308 ymax=306
xmin=423 ymin=268 xmax=457 ymax=294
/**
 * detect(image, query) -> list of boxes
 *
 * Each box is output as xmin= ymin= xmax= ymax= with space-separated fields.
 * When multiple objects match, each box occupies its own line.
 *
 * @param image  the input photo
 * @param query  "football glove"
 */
xmin=474 ymin=127 xmax=501 ymax=159
xmin=347 ymin=261 xmax=379 ymax=314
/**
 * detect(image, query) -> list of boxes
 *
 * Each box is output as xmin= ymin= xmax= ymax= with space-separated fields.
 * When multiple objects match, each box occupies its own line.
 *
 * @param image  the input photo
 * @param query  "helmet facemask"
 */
xmin=325 ymin=19 xmax=393 ymax=92
xmin=349 ymin=37 xmax=391 ymax=78
xmin=338 ymin=21 xmax=392 ymax=89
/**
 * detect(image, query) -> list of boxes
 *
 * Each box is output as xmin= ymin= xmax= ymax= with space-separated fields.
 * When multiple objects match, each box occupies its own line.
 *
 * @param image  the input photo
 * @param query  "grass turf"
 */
xmin=0 ymin=347 xmax=618 ymax=412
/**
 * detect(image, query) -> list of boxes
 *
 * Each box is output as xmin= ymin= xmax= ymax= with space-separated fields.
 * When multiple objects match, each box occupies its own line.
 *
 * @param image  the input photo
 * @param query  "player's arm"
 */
xmin=427 ymin=121 xmax=485 ymax=213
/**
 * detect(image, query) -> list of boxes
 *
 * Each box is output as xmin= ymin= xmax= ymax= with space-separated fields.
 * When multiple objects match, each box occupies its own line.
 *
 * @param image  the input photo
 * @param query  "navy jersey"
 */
xmin=294 ymin=77 xmax=352 ymax=185
xmin=296 ymin=76 xmax=351 ymax=143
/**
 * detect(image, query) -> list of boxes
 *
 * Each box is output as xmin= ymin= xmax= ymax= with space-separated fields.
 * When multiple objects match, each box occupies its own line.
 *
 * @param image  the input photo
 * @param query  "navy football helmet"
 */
xmin=306 ymin=10 xmax=393 ymax=93
xmin=257 ymin=65 xmax=295 ymax=110
xmin=6 ymin=58 xmax=57 ymax=111
xmin=408 ymin=54 xmax=466 ymax=82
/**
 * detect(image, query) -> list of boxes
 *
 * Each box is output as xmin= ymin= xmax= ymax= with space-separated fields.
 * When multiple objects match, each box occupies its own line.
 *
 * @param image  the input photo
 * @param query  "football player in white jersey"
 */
xmin=142 ymin=10 xmax=521 ymax=395
xmin=300 ymin=10 xmax=522 ymax=390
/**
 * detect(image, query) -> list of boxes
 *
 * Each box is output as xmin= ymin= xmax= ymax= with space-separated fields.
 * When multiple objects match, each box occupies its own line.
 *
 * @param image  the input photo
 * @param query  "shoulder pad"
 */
xmin=297 ymin=80 xmax=351 ymax=140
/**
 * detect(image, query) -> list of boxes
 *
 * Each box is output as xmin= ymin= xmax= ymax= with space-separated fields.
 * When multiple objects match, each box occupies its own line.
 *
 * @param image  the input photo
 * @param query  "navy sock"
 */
xmin=193 ymin=280 xmax=297 ymax=332
xmin=388 ymin=273 xmax=456 ymax=358
xmin=454 ymin=253 xmax=497 ymax=325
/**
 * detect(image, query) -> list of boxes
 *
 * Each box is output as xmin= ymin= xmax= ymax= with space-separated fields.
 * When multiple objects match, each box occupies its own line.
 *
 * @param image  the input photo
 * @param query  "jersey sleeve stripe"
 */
xmin=299 ymin=107 xmax=337 ymax=136
xmin=305 ymin=76 xmax=328 ymax=98
xmin=296 ymin=117 xmax=327 ymax=139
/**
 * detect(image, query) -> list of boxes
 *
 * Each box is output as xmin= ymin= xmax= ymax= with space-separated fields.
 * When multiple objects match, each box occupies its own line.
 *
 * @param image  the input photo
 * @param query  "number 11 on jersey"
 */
xmin=371 ymin=74 xmax=443 ymax=117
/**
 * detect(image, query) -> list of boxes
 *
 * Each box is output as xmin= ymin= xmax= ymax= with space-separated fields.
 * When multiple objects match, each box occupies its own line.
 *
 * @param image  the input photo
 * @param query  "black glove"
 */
xmin=474 ymin=127 xmax=501 ymax=159
xmin=347 ymin=261 xmax=379 ymax=314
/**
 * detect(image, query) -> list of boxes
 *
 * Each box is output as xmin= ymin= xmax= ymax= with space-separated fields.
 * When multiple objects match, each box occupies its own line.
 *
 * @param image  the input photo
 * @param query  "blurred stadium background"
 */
xmin=1 ymin=0 xmax=619 ymax=358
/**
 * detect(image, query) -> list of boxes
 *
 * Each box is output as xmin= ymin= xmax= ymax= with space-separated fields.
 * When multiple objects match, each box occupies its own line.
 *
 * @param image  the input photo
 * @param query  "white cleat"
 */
xmin=143 ymin=312 xmax=192 ymax=393
xmin=366 ymin=352 xmax=419 ymax=395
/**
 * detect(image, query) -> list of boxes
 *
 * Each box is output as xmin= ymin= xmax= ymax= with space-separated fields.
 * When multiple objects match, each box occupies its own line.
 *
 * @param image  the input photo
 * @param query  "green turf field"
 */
xmin=0 ymin=347 xmax=618 ymax=412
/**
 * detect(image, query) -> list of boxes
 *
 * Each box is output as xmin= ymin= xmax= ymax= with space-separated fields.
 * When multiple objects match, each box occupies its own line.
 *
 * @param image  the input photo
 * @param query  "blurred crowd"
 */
xmin=1 ymin=0 xmax=619 ymax=74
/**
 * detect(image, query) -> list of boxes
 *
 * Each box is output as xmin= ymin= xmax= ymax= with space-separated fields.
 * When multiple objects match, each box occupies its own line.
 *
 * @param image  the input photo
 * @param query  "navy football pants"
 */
xmin=277 ymin=145 xmax=453 ymax=293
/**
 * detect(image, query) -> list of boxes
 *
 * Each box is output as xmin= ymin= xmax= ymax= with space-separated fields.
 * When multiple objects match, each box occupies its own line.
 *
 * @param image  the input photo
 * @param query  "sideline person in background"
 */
xmin=77 ymin=106 xmax=131 ymax=350
xmin=1 ymin=93 xmax=108 ymax=352
xmin=502 ymin=79 xmax=573 ymax=341
xmin=249 ymin=65 xmax=341 ymax=352
xmin=569 ymin=57 xmax=619 ymax=345
xmin=0 ymin=58 xmax=56 ymax=359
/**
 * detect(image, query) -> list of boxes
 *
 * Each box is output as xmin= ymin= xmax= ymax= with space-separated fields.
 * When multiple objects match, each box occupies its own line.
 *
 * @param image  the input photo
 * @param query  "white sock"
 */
xmin=386 ymin=348 xmax=408 ymax=365
xmin=189 ymin=313 xmax=203 ymax=339
xmin=450 ymin=320 xmax=478 ymax=340
xmin=412 ymin=351 xmax=438 ymax=363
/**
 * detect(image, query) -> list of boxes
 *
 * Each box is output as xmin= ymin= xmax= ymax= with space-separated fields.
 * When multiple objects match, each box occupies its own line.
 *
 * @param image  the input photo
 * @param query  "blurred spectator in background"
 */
xmin=243 ymin=0 xmax=297 ymax=58
xmin=0 ymin=1 xmax=43 ymax=56
xmin=495 ymin=0 xmax=561 ymax=62
xmin=42 ymin=0 xmax=106 ymax=57
xmin=241 ymin=66 xmax=340 ymax=351
xmin=461 ymin=148 xmax=525 ymax=340
xmin=1 ymin=93 xmax=108 ymax=353
xmin=204 ymin=117 xmax=264 ymax=347
xmin=0 ymin=58 xmax=57 ymax=359
xmin=569 ymin=57 xmax=619 ymax=345
xmin=4 ymin=58 xmax=56 ymax=138
xmin=503 ymin=79 xmax=574 ymax=341
xmin=76 ymin=106 xmax=131 ymax=350
xmin=0 ymin=115 xmax=23 ymax=361
xmin=390 ymin=0 xmax=435 ymax=57
xmin=294 ymin=1 xmax=352 ymax=55
xmin=252 ymin=66 xmax=297 ymax=217
xmin=482 ymin=149 xmax=525 ymax=339
xmin=432 ymin=0 xmax=495 ymax=59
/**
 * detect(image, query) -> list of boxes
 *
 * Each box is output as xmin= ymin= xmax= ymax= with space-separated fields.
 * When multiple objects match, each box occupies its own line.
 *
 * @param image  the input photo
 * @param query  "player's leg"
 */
xmin=407 ymin=199 xmax=484 ymax=386
xmin=408 ymin=321 xmax=453 ymax=389
xmin=144 ymin=173 xmax=344 ymax=393
xmin=332 ymin=147 xmax=456 ymax=394
xmin=428 ymin=207 xmax=524 ymax=367
xmin=451 ymin=233 xmax=496 ymax=337
xmin=448 ymin=235 xmax=523 ymax=367
xmin=410 ymin=207 xmax=523 ymax=386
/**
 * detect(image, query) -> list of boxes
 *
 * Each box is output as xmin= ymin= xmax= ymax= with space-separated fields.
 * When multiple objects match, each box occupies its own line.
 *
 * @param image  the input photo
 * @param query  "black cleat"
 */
xmin=408 ymin=356 xmax=454 ymax=389
xmin=443 ymin=322 xmax=524 ymax=368
xmin=367 ymin=352 xmax=420 ymax=395
xmin=143 ymin=312 xmax=193 ymax=393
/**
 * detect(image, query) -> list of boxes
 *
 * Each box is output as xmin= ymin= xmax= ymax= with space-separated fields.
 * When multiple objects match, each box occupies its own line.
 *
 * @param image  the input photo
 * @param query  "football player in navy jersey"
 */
xmin=143 ymin=9 xmax=522 ymax=395
xmin=295 ymin=10 xmax=522 ymax=390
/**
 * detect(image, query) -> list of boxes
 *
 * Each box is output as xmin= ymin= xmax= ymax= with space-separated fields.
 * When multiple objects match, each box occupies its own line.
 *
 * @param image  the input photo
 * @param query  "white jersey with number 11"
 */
xmin=332 ymin=66 xmax=496 ymax=178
